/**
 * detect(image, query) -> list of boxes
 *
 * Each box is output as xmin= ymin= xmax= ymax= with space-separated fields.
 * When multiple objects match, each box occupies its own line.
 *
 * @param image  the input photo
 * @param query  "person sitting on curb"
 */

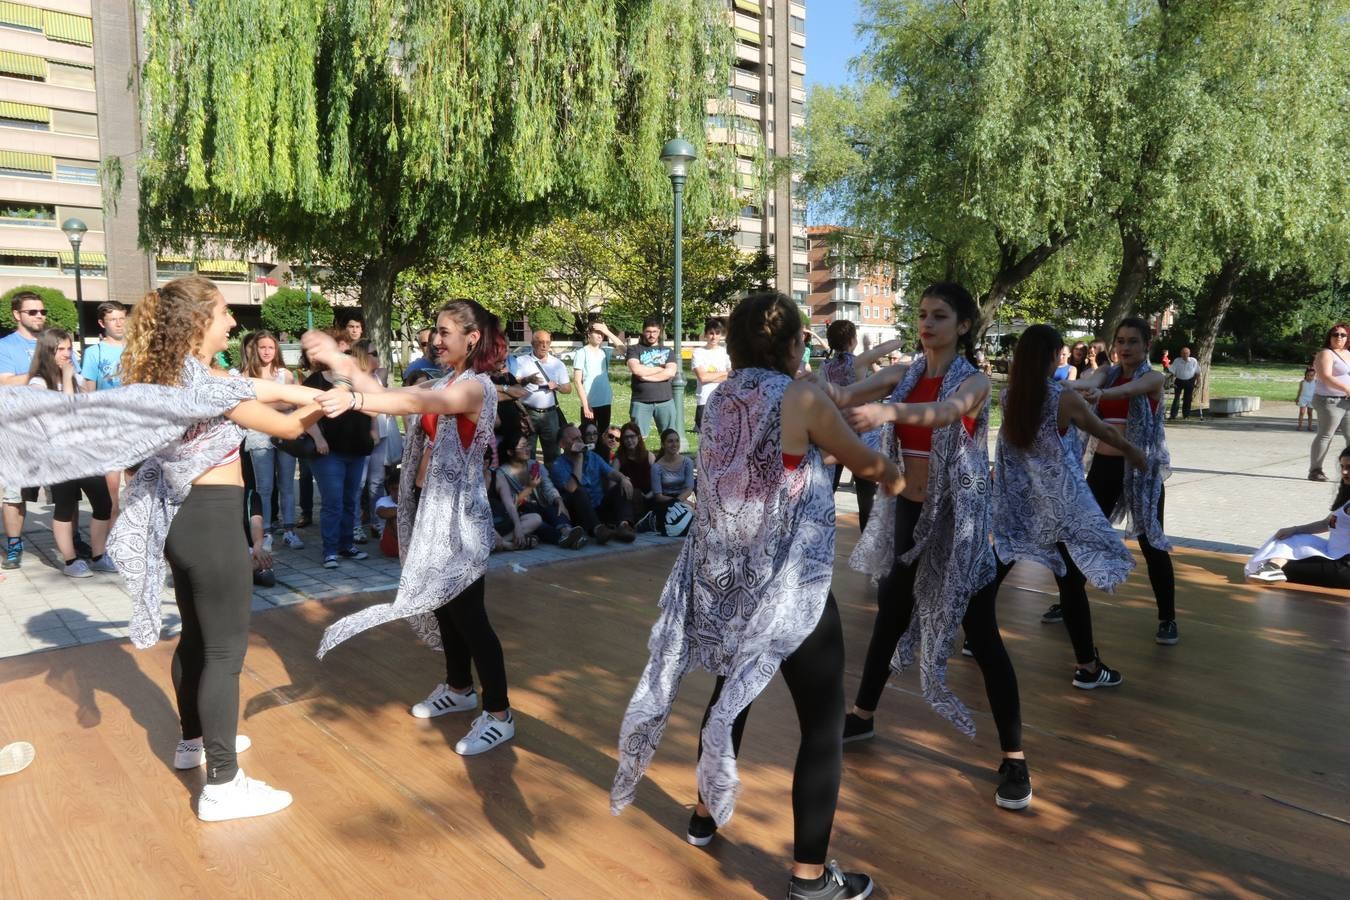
xmin=549 ymin=423 xmax=637 ymax=544
xmin=496 ymin=434 xmax=587 ymax=549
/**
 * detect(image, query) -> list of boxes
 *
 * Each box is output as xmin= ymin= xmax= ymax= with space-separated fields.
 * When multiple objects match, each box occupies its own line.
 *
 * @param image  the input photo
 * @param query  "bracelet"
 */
xmin=332 ymin=374 xmax=353 ymax=389
xmin=355 ymin=392 xmax=364 ymax=410
xmin=348 ymin=392 xmax=359 ymax=410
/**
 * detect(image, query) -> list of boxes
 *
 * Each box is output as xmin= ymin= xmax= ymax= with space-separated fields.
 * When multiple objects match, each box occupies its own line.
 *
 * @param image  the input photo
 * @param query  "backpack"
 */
xmin=663 ymin=502 xmax=693 ymax=537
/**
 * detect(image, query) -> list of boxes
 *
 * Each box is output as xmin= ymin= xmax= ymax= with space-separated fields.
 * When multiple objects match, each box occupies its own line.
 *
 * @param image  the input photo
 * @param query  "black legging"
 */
xmin=995 ymin=544 xmax=1097 ymax=665
xmin=697 ymin=595 xmax=845 ymax=866
xmin=854 ymin=497 xmax=1022 ymax=753
xmin=50 ymin=475 xmax=112 ymax=523
xmin=1086 ymin=454 xmax=1176 ymax=621
xmin=432 ymin=576 xmax=510 ymax=712
xmin=832 ymin=465 xmax=878 ymax=533
xmin=163 ymin=485 xmax=252 ymax=785
xmin=1283 ymin=554 xmax=1350 ymax=588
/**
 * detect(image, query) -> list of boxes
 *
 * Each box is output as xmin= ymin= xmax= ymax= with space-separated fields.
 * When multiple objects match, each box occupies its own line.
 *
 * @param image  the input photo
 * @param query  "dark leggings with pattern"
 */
xmin=1087 ymin=454 xmax=1176 ymax=621
xmin=697 ymin=595 xmax=845 ymax=866
xmin=433 ymin=576 xmax=510 ymax=711
xmin=854 ymin=497 xmax=1023 ymax=752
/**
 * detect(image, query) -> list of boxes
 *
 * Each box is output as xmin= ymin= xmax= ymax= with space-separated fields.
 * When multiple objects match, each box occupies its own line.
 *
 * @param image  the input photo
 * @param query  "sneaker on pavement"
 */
xmin=2 ymin=541 xmax=22 ymax=570
xmin=196 ymin=769 xmax=292 ymax=822
xmin=787 ymin=861 xmax=874 ymax=900
xmin=89 ymin=555 xmax=118 ymax=573
xmin=338 ymin=547 xmax=369 ymax=560
xmin=1155 ymin=619 xmax=1179 ymax=645
xmin=687 ymin=810 xmax=718 ymax=847
xmin=559 ymin=526 xmax=588 ymax=550
xmin=282 ymin=529 xmax=305 ymax=549
xmin=0 ymin=741 xmax=35 ymax=776
xmin=323 ymin=555 xmax=339 ymax=569
xmin=454 ymin=711 xmax=515 ymax=756
xmin=63 ymin=559 xmax=93 ymax=578
xmin=614 ymin=524 xmax=637 ymax=543
xmin=1041 ymin=603 xmax=1064 ymax=624
xmin=1072 ymin=657 xmax=1123 ymax=690
xmin=174 ymin=734 xmax=254 ymax=770
xmin=842 ymin=712 xmax=874 ymax=744
xmin=995 ymin=758 xmax=1033 ymax=810
xmin=1248 ymin=561 xmax=1287 ymax=583
xmin=352 ymin=525 xmax=369 ymax=544
xmin=410 ymin=683 xmax=478 ymax=719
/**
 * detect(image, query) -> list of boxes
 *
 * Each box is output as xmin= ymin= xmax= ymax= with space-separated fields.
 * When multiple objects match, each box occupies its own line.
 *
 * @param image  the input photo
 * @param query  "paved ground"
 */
xmin=0 ymin=398 xmax=1337 ymax=659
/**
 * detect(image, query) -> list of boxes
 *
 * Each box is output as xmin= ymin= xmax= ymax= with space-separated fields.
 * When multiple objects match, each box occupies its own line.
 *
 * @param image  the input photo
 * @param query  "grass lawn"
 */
xmin=1205 ymin=362 xmax=1308 ymax=405
xmin=556 ymin=360 xmax=703 ymax=453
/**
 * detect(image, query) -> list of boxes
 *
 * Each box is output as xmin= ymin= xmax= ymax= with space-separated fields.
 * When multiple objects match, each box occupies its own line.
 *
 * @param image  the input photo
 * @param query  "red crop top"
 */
xmin=1097 ymin=373 xmax=1159 ymax=424
xmin=895 ymin=377 xmax=975 ymax=458
xmin=420 ymin=413 xmax=476 ymax=450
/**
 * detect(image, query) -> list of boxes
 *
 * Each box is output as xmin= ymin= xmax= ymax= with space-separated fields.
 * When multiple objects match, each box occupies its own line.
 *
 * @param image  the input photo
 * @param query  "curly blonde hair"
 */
xmin=122 ymin=276 xmax=221 ymax=386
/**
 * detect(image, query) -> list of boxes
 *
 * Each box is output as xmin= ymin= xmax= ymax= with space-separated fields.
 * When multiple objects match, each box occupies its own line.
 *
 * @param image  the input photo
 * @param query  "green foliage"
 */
xmin=260 ymin=287 xmax=334 ymax=336
xmin=0 ymin=285 xmax=78 ymax=333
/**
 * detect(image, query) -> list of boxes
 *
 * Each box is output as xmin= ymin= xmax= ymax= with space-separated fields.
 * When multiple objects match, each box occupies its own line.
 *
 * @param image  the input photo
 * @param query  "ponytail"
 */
xmin=1001 ymin=325 xmax=1061 ymax=450
xmin=440 ymin=299 xmax=507 ymax=374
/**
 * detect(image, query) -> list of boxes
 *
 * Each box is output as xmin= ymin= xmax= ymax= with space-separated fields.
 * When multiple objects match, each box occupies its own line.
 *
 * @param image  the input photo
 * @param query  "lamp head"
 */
xmin=660 ymin=137 xmax=697 ymax=179
xmin=61 ymin=217 xmax=87 ymax=246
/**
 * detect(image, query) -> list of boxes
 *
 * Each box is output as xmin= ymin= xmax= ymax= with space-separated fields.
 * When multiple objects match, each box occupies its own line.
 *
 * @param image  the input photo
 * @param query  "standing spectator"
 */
xmin=549 ymin=423 xmax=637 ymax=544
xmin=241 ymin=330 xmax=303 ymax=550
xmin=295 ymin=333 xmax=350 ymax=527
xmin=691 ymin=319 xmax=729 ymax=434
xmin=626 ymin=317 xmax=678 ymax=441
xmin=1296 ymin=366 xmax=1317 ymax=431
xmin=1053 ymin=345 xmax=1077 ymax=382
xmin=1068 ymin=342 xmax=1090 ymax=376
xmin=80 ymin=301 xmax=127 ymax=390
xmin=1168 ymin=346 xmax=1200 ymax=420
xmin=510 ymin=330 xmax=571 ymax=463
xmin=1309 ymin=323 xmax=1350 ymax=481
xmin=304 ymin=333 xmax=375 ymax=568
xmin=403 ymin=328 xmax=438 ymax=383
xmin=573 ymin=320 xmax=625 ymax=435
xmin=0 ymin=291 xmax=46 ymax=569
xmin=649 ymin=429 xmax=695 ymax=534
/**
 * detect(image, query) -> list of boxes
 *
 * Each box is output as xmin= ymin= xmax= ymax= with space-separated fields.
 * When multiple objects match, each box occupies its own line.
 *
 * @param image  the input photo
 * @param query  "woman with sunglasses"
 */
xmin=1309 ymin=323 xmax=1350 ymax=482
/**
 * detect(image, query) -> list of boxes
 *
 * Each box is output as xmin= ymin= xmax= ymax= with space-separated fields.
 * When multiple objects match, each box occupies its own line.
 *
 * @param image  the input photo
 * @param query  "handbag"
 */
xmin=270 ymin=433 xmax=317 ymax=459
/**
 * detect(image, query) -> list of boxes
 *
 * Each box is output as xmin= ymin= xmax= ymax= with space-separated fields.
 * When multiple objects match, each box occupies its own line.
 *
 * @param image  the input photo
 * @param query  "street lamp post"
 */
xmin=661 ymin=135 xmax=697 ymax=441
xmin=61 ymin=218 xmax=88 ymax=349
xmin=303 ymin=255 xmax=314 ymax=331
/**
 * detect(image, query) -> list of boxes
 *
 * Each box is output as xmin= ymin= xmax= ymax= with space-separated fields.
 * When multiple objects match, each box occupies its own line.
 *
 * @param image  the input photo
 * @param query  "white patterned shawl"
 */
xmin=1097 ymin=362 xmax=1172 ymax=551
xmin=0 ymin=357 xmax=255 ymax=648
xmin=848 ymin=353 xmax=995 ymax=736
xmin=611 ymin=368 xmax=836 ymax=826
xmin=993 ymin=381 xmax=1134 ymax=590
xmin=316 ymin=371 xmax=496 ymax=658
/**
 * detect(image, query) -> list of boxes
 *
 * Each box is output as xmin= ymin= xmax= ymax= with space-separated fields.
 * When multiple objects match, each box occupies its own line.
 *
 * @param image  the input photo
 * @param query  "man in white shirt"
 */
xmin=691 ymin=318 xmax=729 ymax=434
xmin=1168 ymin=346 xmax=1201 ymax=420
xmin=510 ymin=329 xmax=572 ymax=463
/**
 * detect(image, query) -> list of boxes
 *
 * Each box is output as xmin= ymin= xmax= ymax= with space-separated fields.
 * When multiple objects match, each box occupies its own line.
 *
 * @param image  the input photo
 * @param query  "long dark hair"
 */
xmin=1001 ymin=324 xmax=1062 ymax=450
xmin=1333 ymin=448 xmax=1350 ymax=510
xmin=920 ymin=282 xmax=980 ymax=366
xmin=439 ymin=299 xmax=506 ymax=374
xmin=27 ymin=327 xmax=72 ymax=391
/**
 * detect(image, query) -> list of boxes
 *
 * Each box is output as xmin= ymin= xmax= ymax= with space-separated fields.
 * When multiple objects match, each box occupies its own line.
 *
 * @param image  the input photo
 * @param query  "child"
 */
xmin=1297 ymin=367 xmax=1317 ymax=431
xmin=375 ymin=466 xmax=401 ymax=558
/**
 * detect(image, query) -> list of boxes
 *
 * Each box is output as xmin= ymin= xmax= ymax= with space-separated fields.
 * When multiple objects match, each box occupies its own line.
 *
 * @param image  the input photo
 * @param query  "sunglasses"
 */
xmin=20 ymin=309 xmax=46 ymax=316
xmin=1332 ymin=332 xmax=1348 ymax=338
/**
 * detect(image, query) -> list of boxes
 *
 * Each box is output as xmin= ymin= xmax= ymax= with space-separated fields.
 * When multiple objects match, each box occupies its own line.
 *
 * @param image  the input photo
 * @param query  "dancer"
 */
xmin=1051 ymin=317 xmax=1179 ymax=644
xmin=304 ymin=300 xmax=515 ymax=756
xmin=613 ymin=292 xmax=901 ymax=900
xmin=829 ymin=282 xmax=1031 ymax=811
xmin=1248 ymin=447 xmax=1350 ymax=587
xmin=993 ymin=325 xmax=1146 ymax=689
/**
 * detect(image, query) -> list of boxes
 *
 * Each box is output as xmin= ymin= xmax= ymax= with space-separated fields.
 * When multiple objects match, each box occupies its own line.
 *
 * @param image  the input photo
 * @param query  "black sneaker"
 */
xmin=842 ymin=712 xmax=874 ymax=744
xmin=787 ymin=862 xmax=873 ymax=900
xmin=1072 ymin=657 xmax=1123 ymax=690
xmin=686 ymin=810 xmax=717 ymax=847
xmin=1155 ymin=620 xmax=1179 ymax=645
xmin=1041 ymin=603 xmax=1064 ymax=624
xmin=338 ymin=547 xmax=369 ymax=561
xmin=995 ymin=758 xmax=1032 ymax=810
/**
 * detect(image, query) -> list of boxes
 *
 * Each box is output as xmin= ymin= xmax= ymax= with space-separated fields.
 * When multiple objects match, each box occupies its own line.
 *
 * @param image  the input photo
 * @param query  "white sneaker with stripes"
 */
xmin=174 ymin=734 xmax=253 ymax=769
xmin=454 ymin=711 xmax=514 ymax=756
xmin=410 ymin=683 xmax=478 ymax=719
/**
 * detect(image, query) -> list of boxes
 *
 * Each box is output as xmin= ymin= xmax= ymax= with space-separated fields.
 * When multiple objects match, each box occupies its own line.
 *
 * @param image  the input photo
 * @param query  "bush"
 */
xmin=0 ymin=285 xmax=78 ymax=334
xmin=260 ymin=287 xmax=334 ymax=337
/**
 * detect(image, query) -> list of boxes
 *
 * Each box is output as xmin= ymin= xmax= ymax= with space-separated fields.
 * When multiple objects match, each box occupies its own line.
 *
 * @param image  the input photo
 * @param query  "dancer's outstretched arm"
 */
xmin=783 ymin=379 xmax=903 ymax=496
xmin=824 ymin=363 xmax=908 ymax=408
xmin=1059 ymin=388 xmax=1146 ymax=470
xmin=843 ymin=372 xmax=989 ymax=433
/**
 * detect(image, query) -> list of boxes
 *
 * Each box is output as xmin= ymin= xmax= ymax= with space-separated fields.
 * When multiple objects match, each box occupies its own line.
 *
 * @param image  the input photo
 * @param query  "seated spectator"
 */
xmin=597 ymin=425 xmax=622 ymax=464
xmin=495 ymin=435 xmax=587 ymax=549
xmin=613 ymin=421 xmax=654 ymax=521
xmin=649 ymin=428 xmax=695 ymax=534
xmin=549 ymin=424 xmax=637 ymax=544
xmin=375 ymin=466 xmax=401 ymax=558
xmin=1248 ymin=447 xmax=1350 ymax=588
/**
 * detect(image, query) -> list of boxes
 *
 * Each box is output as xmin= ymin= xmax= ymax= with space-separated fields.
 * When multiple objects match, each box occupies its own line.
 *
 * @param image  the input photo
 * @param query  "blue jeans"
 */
xmin=630 ymin=399 xmax=676 ymax=441
xmin=311 ymin=453 xmax=366 ymax=557
xmin=247 ymin=446 xmax=296 ymax=529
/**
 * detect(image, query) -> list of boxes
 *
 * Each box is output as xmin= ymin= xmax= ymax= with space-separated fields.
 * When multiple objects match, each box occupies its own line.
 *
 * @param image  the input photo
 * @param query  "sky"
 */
xmin=804 ymin=0 xmax=862 ymax=90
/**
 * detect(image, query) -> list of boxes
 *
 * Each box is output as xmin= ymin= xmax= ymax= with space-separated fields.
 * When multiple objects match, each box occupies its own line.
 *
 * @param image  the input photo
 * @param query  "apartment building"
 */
xmin=806 ymin=225 xmax=906 ymax=351
xmin=709 ymin=0 xmax=809 ymax=315
xmin=0 ymin=0 xmax=286 ymax=341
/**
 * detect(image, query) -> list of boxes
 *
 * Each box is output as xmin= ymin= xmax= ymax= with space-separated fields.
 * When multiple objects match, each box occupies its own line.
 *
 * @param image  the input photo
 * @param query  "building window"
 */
xmin=731 ymin=86 xmax=760 ymax=105
xmin=0 ymin=201 xmax=56 ymax=225
xmin=791 ymin=263 xmax=808 ymax=278
xmin=0 ymin=4 xmax=43 ymax=34
xmin=0 ymin=250 xmax=57 ymax=268
xmin=0 ymin=150 xmax=53 ymax=179
xmin=740 ymin=204 xmax=761 ymax=218
xmin=791 ymin=235 xmax=807 ymax=251
xmin=55 ymin=161 xmax=99 ymax=184
xmin=792 ymin=290 xmax=807 ymax=304
xmin=51 ymin=109 xmax=98 ymax=137
xmin=790 ymin=16 xmax=805 ymax=34
xmin=47 ymin=61 xmax=95 ymax=90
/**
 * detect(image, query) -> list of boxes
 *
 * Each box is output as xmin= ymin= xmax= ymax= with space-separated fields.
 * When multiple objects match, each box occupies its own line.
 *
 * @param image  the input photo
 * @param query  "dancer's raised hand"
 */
xmin=301 ymin=329 xmax=350 ymax=374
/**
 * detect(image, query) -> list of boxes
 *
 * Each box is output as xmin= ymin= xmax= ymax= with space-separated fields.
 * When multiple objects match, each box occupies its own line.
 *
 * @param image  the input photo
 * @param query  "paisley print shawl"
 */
xmin=1096 ymin=362 xmax=1172 ymax=551
xmin=611 ymin=368 xmax=836 ymax=826
xmin=316 ymin=371 xmax=496 ymax=658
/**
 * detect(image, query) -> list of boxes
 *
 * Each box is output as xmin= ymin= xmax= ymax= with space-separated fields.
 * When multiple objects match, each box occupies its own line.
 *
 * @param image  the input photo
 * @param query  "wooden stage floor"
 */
xmin=1 ymin=523 xmax=1347 ymax=899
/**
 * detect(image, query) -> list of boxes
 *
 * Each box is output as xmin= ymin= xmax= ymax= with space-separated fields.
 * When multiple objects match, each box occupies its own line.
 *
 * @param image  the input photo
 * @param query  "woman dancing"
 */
xmin=830 ymin=282 xmax=1031 ymax=811
xmin=1249 ymin=447 xmax=1350 ymax=587
xmin=613 ymin=292 xmax=901 ymax=900
xmin=994 ymin=325 xmax=1145 ymax=689
xmin=304 ymin=300 xmax=515 ymax=756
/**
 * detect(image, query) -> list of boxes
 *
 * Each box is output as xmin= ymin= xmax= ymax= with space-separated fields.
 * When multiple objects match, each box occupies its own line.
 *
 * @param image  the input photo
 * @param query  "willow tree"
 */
xmin=136 ymin=0 xmax=731 ymax=357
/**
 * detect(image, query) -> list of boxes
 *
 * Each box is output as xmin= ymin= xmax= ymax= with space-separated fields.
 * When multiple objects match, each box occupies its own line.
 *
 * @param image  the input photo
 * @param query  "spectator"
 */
xmin=626 ymin=317 xmax=678 ymax=440
xmin=1052 ymin=345 xmax=1077 ymax=382
xmin=597 ymin=425 xmax=622 ymax=464
xmin=348 ymin=342 xmax=383 ymax=545
xmin=403 ymin=327 xmax=438 ymax=383
xmin=495 ymin=434 xmax=587 ymax=549
xmin=549 ymin=423 xmax=637 ymax=544
xmin=27 ymin=328 xmax=114 ymax=577
xmin=80 ymin=301 xmax=131 ymax=523
xmin=1167 ymin=346 xmax=1200 ymax=421
xmin=613 ymin=421 xmax=654 ymax=522
xmin=691 ymin=318 xmax=729 ymax=434
xmin=1309 ymin=323 xmax=1350 ymax=482
xmin=0 ymin=291 xmax=47 ymax=569
xmin=1296 ymin=366 xmax=1317 ymax=431
xmin=573 ymin=320 xmax=625 ymax=434
xmin=241 ymin=330 xmax=303 ymax=551
xmin=344 ymin=315 xmax=364 ymax=344
xmin=375 ymin=466 xmax=401 ymax=558
xmin=510 ymin=329 xmax=571 ymax=463
xmin=1068 ymin=342 xmax=1090 ymax=376
xmin=649 ymin=429 xmax=695 ymax=535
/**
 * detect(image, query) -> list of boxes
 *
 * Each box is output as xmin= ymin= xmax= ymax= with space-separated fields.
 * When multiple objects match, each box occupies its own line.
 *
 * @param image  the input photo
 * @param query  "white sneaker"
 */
xmin=196 ymin=769 xmax=293 ymax=822
xmin=174 ymin=734 xmax=253 ymax=770
xmin=352 ymin=525 xmax=369 ymax=544
xmin=0 ymin=741 xmax=35 ymax=776
xmin=262 ymin=533 xmax=274 ymax=553
xmin=410 ymin=683 xmax=478 ymax=719
xmin=323 ymin=555 xmax=339 ymax=569
xmin=1248 ymin=561 xmax=1288 ymax=583
xmin=454 ymin=711 xmax=514 ymax=756
xmin=282 ymin=530 xmax=304 ymax=549
xmin=63 ymin=559 xmax=93 ymax=578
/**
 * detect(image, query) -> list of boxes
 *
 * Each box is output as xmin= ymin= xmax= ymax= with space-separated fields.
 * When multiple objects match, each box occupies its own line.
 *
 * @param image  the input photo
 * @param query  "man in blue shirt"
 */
xmin=0 ymin=291 xmax=47 ymax=569
xmin=79 ymin=301 xmax=127 ymax=390
xmin=402 ymin=327 xmax=439 ymax=383
xmin=549 ymin=423 xmax=637 ymax=544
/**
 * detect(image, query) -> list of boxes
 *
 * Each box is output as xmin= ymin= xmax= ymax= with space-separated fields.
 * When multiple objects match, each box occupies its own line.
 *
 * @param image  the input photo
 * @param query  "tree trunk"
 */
xmin=358 ymin=257 xmax=401 ymax=371
xmin=1192 ymin=255 xmax=1245 ymax=408
xmin=1098 ymin=221 xmax=1151 ymax=341
xmin=976 ymin=231 xmax=1074 ymax=336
